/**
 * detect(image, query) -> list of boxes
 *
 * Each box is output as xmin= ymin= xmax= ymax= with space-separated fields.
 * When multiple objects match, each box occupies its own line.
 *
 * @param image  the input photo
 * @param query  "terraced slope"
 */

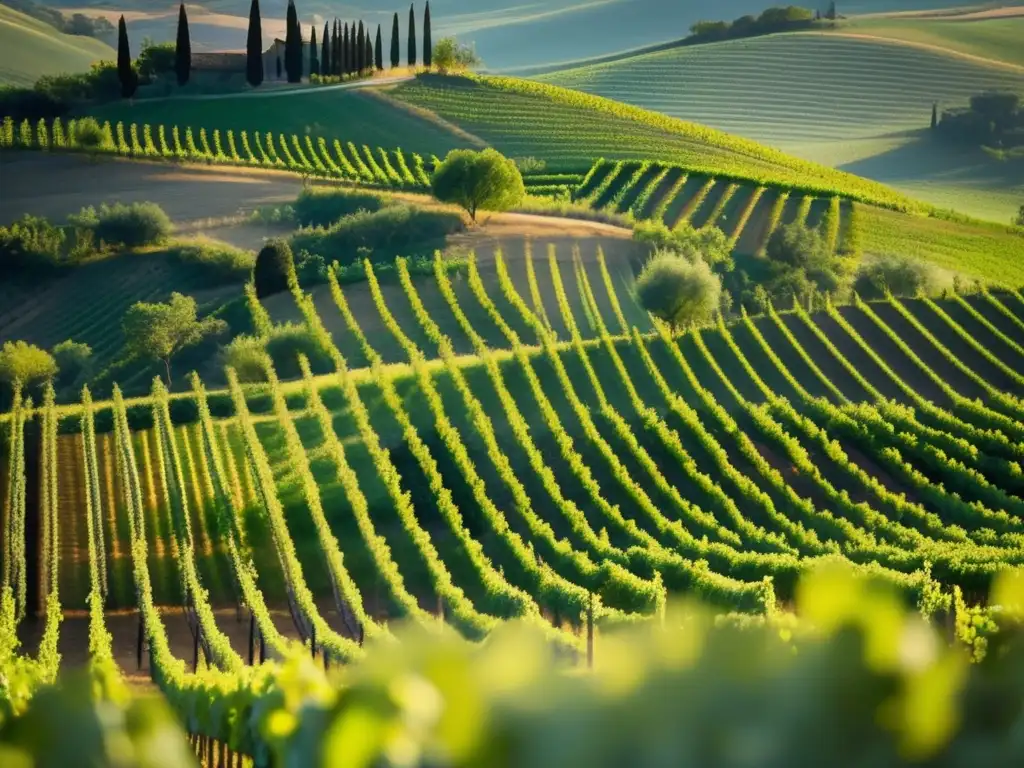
xmin=0 ymin=5 xmax=113 ymax=87
xmin=539 ymin=33 xmax=1024 ymax=222
xmin=388 ymin=74 xmax=921 ymax=210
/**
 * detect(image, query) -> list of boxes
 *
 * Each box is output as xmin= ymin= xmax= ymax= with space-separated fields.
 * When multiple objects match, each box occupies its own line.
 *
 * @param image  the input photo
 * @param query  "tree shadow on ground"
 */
xmin=838 ymin=128 xmax=1022 ymax=188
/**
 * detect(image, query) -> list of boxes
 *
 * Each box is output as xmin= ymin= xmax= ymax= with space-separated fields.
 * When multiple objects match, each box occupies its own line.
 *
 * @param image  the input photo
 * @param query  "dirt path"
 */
xmin=0 ymin=154 xmax=636 ymax=244
xmin=0 ymin=154 xmax=304 ymax=225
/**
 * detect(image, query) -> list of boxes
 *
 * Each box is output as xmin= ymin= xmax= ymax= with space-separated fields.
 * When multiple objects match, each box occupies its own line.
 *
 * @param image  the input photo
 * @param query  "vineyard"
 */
xmin=3 ymin=227 xmax=1024 ymax=757
xmin=387 ymin=74 xmax=925 ymax=209
xmin=567 ymin=158 xmax=1024 ymax=284
xmin=4 ymin=58 xmax=1024 ymax=760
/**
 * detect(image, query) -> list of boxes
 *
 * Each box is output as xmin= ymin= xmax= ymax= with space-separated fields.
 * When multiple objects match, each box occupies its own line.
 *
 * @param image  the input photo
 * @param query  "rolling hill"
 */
xmin=387 ymin=74 xmax=921 ymax=209
xmin=538 ymin=32 xmax=1024 ymax=222
xmin=55 ymin=0 xmax=982 ymax=69
xmin=87 ymin=87 xmax=474 ymax=158
xmin=0 ymin=4 xmax=113 ymax=86
xmin=837 ymin=9 xmax=1024 ymax=68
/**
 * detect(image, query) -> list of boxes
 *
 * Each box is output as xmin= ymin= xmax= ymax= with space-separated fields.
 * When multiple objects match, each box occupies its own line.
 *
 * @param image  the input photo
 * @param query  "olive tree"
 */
xmin=123 ymin=292 xmax=227 ymax=385
xmin=431 ymin=148 xmax=525 ymax=221
xmin=432 ymin=37 xmax=480 ymax=74
xmin=636 ymin=251 xmax=721 ymax=329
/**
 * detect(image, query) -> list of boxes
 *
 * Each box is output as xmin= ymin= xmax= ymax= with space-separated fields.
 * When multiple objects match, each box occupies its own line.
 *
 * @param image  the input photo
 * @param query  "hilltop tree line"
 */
xmin=241 ymin=0 xmax=435 ymax=88
xmin=0 ymin=0 xmax=475 ymax=120
xmin=688 ymin=4 xmax=837 ymax=44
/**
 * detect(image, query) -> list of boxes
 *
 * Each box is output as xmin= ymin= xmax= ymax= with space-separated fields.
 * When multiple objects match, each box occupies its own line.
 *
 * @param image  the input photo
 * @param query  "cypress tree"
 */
xmin=357 ymin=21 xmax=365 ymax=72
xmin=931 ymin=102 xmax=938 ymax=130
xmin=350 ymin=21 xmax=358 ymax=73
xmin=423 ymin=1 xmax=431 ymax=69
xmin=322 ymin=22 xmax=331 ymax=77
xmin=375 ymin=24 xmax=384 ymax=70
xmin=333 ymin=19 xmax=341 ymax=75
xmin=117 ymin=15 xmax=138 ymax=100
xmin=391 ymin=12 xmax=400 ymax=69
xmin=246 ymin=0 xmax=263 ymax=87
xmin=342 ymin=23 xmax=349 ymax=74
xmin=366 ymin=27 xmax=373 ymax=72
xmin=309 ymin=26 xmax=319 ymax=76
xmin=174 ymin=3 xmax=191 ymax=86
xmin=408 ymin=4 xmax=416 ymax=68
xmin=284 ymin=0 xmax=301 ymax=83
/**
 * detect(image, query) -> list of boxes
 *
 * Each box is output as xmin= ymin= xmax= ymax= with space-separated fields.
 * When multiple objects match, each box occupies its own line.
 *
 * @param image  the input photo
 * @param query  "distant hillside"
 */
xmin=49 ymin=0 xmax=980 ymax=70
xmin=836 ymin=11 xmax=1024 ymax=68
xmin=539 ymin=32 xmax=1024 ymax=221
xmin=0 ymin=4 xmax=113 ymax=86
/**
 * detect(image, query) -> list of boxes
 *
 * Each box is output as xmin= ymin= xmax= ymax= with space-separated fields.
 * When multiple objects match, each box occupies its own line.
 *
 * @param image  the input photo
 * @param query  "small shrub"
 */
xmin=0 ymin=341 xmax=58 ymax=390
xmin=265 ymin=322 xmax=333 ymax=379
xmin=290 ymin=205 xmax=464 ymax=266
xmin=854 ymin=256 xmax=953 ymax=300
xmin=249 ymin=204 xmax=296 ymax=225
xmin=72 ymin=202 xmax=172 ymax=248
xmin=294 ymin=187 xmax=391 ymax=228
xmin=52 ymin=339 xmax=93 ymax=389
xmin=173 ymin=239 xmax=256 ymax=284
xmin=0 ymin=215 xmax=65 ymax=276
xmin=515 ymin=156 xmax=547 ymax=173
xmin=253 ymin=239 xmax=296 ymax=298
xmin=766 ymin=222 xmax=828 ymax=268
xmin=296 ymin=250 xmax=328 ymax=286
xmin=222 ymin=335 xmax=271 ymax=383
xmin=72 ymin=117 xmax=107 ymax=150
xmin=513 ymin=196 xmax=633 ymax=227
xmin=1014 ymin=204 xmax=1024 ymax=228
xmin=636 ymin=251 xmax=722 ymax=329
xmin=633 ymin=220 xmax=733 ymax=271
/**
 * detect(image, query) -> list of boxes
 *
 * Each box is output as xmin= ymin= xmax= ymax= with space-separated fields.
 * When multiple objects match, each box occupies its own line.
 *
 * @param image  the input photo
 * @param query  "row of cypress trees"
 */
xmin=116 ymin=1 xmax=435 ymax=96
xmin=314 ymin=18 xmax=383 ymax=79
xmin=246 ymin=0 xmax=434 ymax=87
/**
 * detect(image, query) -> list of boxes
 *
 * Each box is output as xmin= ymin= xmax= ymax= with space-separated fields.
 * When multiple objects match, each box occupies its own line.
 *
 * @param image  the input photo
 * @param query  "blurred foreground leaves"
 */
xmin=3 ymin=564 xmax=1024 ymax=767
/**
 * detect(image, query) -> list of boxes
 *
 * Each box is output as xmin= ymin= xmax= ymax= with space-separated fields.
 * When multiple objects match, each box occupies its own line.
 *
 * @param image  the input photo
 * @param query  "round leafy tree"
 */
xmin=0 ymin=341 xmax=58 ymax=392
xmin=431 ymin=148 xmax=525 ymax=221
xmin=636 ymin=251 xmax=721 ymax=329
xmin=253 ymin=238 xmax=296 ymax=298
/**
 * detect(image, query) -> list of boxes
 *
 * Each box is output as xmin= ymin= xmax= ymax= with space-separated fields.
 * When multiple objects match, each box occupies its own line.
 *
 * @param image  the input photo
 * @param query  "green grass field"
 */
xmin=88 ymin=88 xmax=473 ymax=158
xmin=0 ymin=5 xmax=113 ymax=87
xmin=538 ymin=32 xmax=1024 ymax=222
xmin=837 ymin=14 xmax=1024 ymax=68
